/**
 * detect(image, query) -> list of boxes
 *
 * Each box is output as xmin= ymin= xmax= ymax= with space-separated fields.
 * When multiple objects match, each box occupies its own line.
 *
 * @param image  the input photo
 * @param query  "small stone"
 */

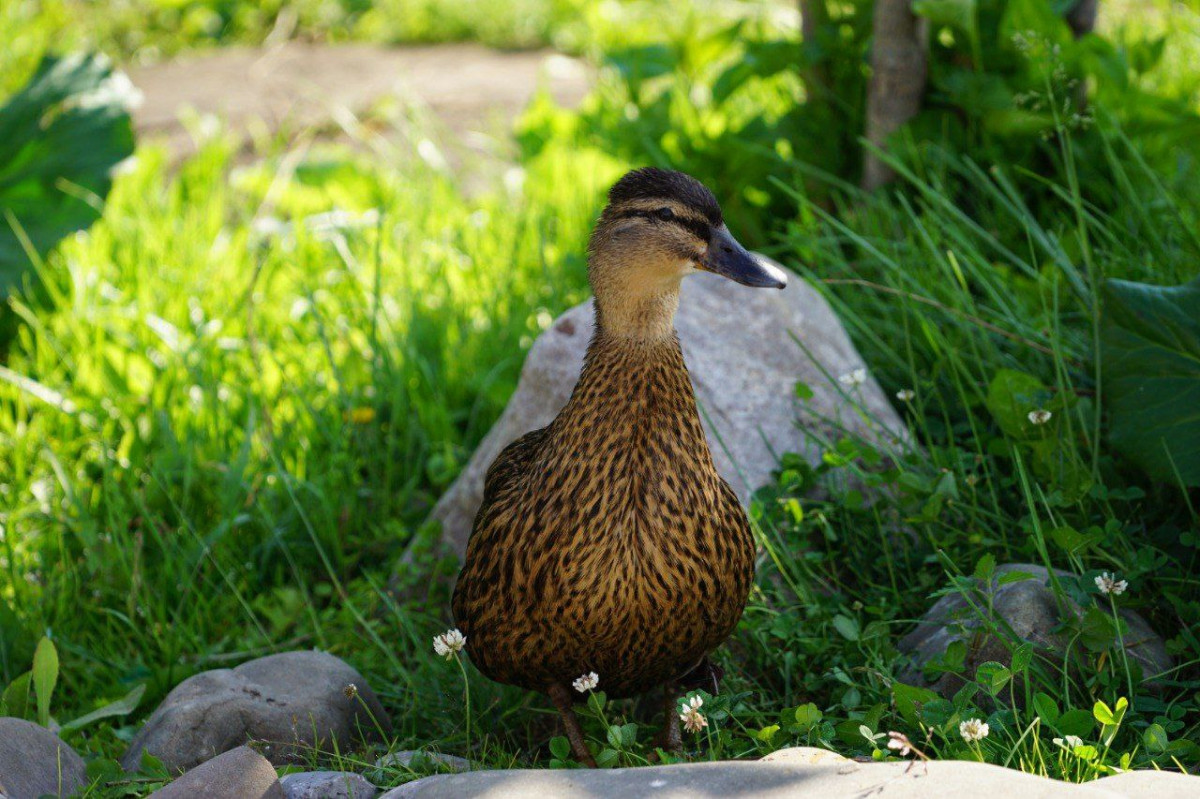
xmin=759 ymin=746 xmax=848 ymax=765
xmin=122 ymin=650 xmax=391 ymax=773
xmin=147 ymin=746 xmax=283 ymax=799
xmin=899 ymin=563 xmax=1172 ymax=700
xmin=376 ymin=751 xmax=473 ymax=773
xmin=280 ymin=770 xmax=378 ymax=799
xmin=423 ymin=267 xmax=908 ymax=560
xmin=0 ymin=718 xmax=88 ymax=799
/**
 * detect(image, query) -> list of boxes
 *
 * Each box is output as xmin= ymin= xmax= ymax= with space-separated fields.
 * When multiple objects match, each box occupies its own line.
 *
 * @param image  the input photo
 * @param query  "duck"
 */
xmin=451 ymin=167 xmax=788 ymax=766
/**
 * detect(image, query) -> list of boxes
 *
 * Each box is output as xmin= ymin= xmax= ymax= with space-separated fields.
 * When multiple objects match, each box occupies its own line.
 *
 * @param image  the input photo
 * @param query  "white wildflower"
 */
xmin=839 ymin=368 xmax=867 ymax=387
xmin=959 ymin=718 xmax=989 ymax=743
xmin=572 ymin=672 xmax=599 ymax=693
xmin=1053 ymin=735 xmax=1084 ymax=749
xmin=896 ymin=389 xmax=915 ymax=402
xmin=1095 ymin=572 xmax=1128 ymax=596
xmin=433 ymin=628 xmax=466 ymax=658
xmin=1028 ymin=409 xmax=1052 ymax=425
xmin=886 ymin=731 xmax=913 ymax=756
xmin=679 ymin=695 xmax=708 ymax=734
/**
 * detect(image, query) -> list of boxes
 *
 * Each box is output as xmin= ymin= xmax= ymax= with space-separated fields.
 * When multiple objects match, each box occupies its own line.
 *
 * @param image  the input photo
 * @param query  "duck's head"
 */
xmin=588 ymin=167 xmax=787 ymax=338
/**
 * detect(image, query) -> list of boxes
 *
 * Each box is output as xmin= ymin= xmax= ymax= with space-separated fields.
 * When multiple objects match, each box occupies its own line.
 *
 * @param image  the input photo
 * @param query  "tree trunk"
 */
xmin=1067 ymin=0 xmax=1099 ymax=38
xmin=862 ymin=0 xmax=928 ymax=191
xmin=798 ymin=0 xmax=830 ymax=101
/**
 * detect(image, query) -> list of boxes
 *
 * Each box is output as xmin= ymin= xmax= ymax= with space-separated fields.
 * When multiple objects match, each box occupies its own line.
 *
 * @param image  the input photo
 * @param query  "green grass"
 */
xmin=0 ymin=116 xmax=628 ymax=778
xmin=2 ymin=0 xmax=1200 ymax=794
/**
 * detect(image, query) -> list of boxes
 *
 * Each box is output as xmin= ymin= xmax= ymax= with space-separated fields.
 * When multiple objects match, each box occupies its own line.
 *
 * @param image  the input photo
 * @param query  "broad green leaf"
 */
xmin=61 ymin=683 xmax=145 ymax=731
xmin=1 ymin=671 xmax=32 ymax=720
xmin=1143 ymin=723 xmax=1169 ymax=755
xmin=1057 ymin=709 xmax=1094 ymax=738
xmin=1102 ymin=278 xmax=1200 ymax=486
xmin=588 ymin=691 xmax=607 ymax=714
xmin=973 ymin=553 xmax=996 ymax=581
xmin=832 ymin=614 xmax=860 ymax=641
xmin=1079 ymin=607 xmax=1121 ymax=652
xmin=974 ymin=661 xmax=1011 ymax=696
xmin=1032 ymin=692 xmax=1059 ymax=724
xmin=32 ymin=636 xmax=58 ymax=727
xmin=606 ymin=724 xmax=624 ymax=749
xmin=1049 ymin=526 xmax=1099 ymax=554
xmin=985 ymin=369 xmax=1051 ymax=439
xmin=595 ymin=747 xmax=619 ymax=768
xmin=893 ymin=682 xmax=940 ymax=726
xmin=794 ymin=702 xmax=822 ymax=731
xmin=1093 ymin=699 xmax=1116 ymax=725
xmin=549 ymin=736 xmax=571 ymax=761
xmin=920 ymin=698 xmax=955 ymax=728
xmin=0 ymin=54 xmax=136 ymax=301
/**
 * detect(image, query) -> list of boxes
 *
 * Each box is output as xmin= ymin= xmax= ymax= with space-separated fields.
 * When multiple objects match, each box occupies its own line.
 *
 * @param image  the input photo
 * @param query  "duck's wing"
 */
xmin=480 ymin=425 xmax=550 ymax=505
xmin=454 ymin=425 xmax=549 ymax=627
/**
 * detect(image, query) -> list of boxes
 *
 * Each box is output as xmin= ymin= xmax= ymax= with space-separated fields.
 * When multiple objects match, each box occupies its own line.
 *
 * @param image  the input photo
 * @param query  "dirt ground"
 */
xmin=126 ymin=41 xmax=590 ymax=165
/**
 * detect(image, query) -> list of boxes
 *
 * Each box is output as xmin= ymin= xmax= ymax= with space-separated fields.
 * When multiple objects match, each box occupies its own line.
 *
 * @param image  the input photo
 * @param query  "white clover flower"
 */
xmin=679 ymin=695 xmax=707 ymax=734
xmin=895 ymin=389 xmax=915 ymax=402
xmin=433 ymin=628 xmax=466 ymax=658
xmin=1053 ymin=735 xmax=1084 ymax=749
xmin=572 ymin=672 xmax=599 ymax=693
xmin=959 ymin=718 xmax=989 ymax=743
xmin=886 ymin=731 xmax=913 ymax=756
xmin=839 ymin=368 xmax=867 ymax=387
xmin=1095 ymin=572 xmax=1128 ymax=596
xmin=1028 ymin=409 xmax=1052 ymax=425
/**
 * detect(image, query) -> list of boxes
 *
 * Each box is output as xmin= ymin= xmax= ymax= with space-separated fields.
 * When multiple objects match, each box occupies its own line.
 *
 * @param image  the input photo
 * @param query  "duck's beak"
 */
xmin=702 ymin=226 xmax=788 ymax=289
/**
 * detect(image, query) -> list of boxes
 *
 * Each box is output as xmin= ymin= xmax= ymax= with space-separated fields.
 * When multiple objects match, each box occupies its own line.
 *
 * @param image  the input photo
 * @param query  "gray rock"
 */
xmin=426 ymin=266 xmax=909 ymax=559
xmin=899 ymin=563 xmax=1172 ymax=699
xmin=758 ymin=746 xmax=847 ymax=765
xmin=122 ymin=650 xmax=391 ymax=773
xmin=280 ymin=770 xmax=378 ymax=799
xmin=374 ymin=754 xmax=1200 ymax=798
xmin=147 ymin=745 xmax=283 ymax=799
xmin=0 ymin=717 xmax=88 ymax=799
xmin=376 ymin=751 xmax=473 ymax=773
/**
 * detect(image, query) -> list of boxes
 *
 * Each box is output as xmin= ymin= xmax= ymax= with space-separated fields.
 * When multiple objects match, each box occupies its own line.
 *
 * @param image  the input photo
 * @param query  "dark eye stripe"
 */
xmin=613 ymin=209 xmax=710 ymax=241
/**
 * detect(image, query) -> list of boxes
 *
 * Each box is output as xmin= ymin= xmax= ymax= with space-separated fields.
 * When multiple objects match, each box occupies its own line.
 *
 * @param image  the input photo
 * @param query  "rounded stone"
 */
xmin=122 ymin=650 xmax=391 ymax=773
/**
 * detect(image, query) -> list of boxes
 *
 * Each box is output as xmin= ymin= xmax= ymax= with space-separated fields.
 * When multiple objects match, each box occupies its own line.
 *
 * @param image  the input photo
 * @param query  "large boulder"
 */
xmin=122 ymin=650 xmax=391 ymax=773
xmin=427 ymin=266 xmax=908 ymax=559
xmin=376 ymin=752 xmax=1200 ymax=798
xmin=0 ymin=717 xmax=88 ymax=799
xmin=147 ymin=745 xmax=283 ymax=799
xmin=899 ymin=563 xmax=1172 ymax=698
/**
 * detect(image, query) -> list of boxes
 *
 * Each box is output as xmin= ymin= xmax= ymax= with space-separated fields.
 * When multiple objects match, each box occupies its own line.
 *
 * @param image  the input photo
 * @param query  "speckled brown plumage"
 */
xmin=450 ymin=167 xmax=785 ymax=762
xmin=452 ymin=330 xmax=755 ymax=698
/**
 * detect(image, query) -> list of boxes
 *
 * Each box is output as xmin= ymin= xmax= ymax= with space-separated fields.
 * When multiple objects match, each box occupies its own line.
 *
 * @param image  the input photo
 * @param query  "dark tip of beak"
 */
xmin=704 ymin=227 xmax=788 ymax=289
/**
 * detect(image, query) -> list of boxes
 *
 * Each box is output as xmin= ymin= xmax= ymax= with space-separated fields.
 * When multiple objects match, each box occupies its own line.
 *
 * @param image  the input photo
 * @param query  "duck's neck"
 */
xmin=592 ymin=279 xmax=682 ymax=343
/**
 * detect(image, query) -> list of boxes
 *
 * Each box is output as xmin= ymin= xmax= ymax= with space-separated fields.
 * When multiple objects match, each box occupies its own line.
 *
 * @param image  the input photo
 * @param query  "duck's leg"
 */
xmin=652 ymin=682 xmax=683 ymax=756
xmin=548 ymin=683 xmax=597 ymax=768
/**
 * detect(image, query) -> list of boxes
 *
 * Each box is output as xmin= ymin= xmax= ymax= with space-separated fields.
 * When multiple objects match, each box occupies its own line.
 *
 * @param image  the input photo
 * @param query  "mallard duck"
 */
xmin=451 ymin=167 xmax=787 ymax=765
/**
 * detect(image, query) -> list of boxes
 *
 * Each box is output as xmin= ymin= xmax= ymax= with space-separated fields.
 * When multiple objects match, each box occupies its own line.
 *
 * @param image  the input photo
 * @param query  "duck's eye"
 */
xmin=654 ymin=207 xmax=675 ymax=221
